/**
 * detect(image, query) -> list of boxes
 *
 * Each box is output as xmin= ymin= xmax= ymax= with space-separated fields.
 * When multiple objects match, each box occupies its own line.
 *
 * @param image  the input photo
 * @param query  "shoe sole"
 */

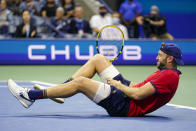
xmin=34 ymin=84 xmax=64 ymax=104
xmin=7 ymin=79 xmax=29 ymax=108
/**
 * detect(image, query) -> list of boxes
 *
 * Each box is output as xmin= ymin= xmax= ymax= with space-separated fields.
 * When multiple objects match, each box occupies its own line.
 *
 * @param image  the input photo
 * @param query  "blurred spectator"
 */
xmin=39 ymin=0 xmax=60 ymax=8
xmin=50 ymin=7 xmax=69 ymax=37
xmin=41 ymin=0 xmax=58 ymax=19
xmin=15 ymin=10 xmax=37 ymax=38
xmin=6 ymin=0 xmax=21 ymax=16
xmin=68 ymin=6 xmax=92 ymax=38
xmin=100 ymin=12 xmax=128 ymax=40
xmin=60 ymin=0 xmax=75 ymax=19
xmin=119 ymin=0 xmax=142 ymax=38
xmin=90 ymin=5 xmax=112 ymax=34
xmin=140 ymin=5 xmax=174 ymax=40
xmin=0 ymin=0 xmax=14 ymax=35
xmin=19 ymin=0 xmax=41 ymax=16
xmin=112 ymin=12 xmax=128 ymax=40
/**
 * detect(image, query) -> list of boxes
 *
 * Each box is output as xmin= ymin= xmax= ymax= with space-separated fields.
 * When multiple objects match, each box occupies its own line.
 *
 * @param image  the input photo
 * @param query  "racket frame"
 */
xmin=96 ymin=25 xmax=125 ymax=62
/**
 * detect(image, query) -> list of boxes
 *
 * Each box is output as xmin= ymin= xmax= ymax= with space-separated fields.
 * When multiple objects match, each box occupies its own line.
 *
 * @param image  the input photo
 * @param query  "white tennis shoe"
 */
xmin=7 ymin=79 xmax=34 ymax=108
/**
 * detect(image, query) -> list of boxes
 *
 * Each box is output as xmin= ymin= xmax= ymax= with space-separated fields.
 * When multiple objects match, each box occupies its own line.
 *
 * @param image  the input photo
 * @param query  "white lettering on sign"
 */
xmin=27 ymin=44 xmax=142 ymax=61
xmin=28 ymin=45 xmax=46 ymax=60
xmin=99 ymin=45 xmax=118 ymax=60
xmin=123 ymin=45 xmax=141 ymax=60
xmin=75 ymin=45 xmax=94 ymax=60
xmin=51 ymin=45 xmax=70 ymax=60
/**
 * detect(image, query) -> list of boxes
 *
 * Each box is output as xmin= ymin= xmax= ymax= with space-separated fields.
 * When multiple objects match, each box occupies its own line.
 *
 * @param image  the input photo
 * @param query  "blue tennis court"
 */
xmin=0 ymin=81 xmax=196 ymax=131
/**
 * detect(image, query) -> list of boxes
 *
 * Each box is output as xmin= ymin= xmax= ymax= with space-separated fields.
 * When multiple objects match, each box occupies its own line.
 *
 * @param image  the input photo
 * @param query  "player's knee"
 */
xmin=94 ymin=54 xmax=102 ymax=57
xmin=73 ymin=76 xmax=91 ymax=91
xmin=93 ymin=54 xmax=105 ymax=63
xmin=73 ymin=76 xmax=87 ymax=86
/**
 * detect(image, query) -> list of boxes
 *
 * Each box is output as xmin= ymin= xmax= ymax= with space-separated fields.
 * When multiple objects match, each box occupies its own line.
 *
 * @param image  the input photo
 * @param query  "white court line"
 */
xmin=32 ymin=80 xmax=57 ymax=86
xmin=167 ymin=103 xmax=196 ymax=110
xmin=0 ymin=80 xmax=32 ymax=82
xmin=0 ymin=80 xmax=34 ymax=88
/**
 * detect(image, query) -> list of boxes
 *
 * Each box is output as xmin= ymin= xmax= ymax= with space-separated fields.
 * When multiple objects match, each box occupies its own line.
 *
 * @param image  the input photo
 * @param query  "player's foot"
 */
xmin=7 ymin=79 xmax=34 ymax=108
xmin=34 ymin=84 xmax=64 ymax=104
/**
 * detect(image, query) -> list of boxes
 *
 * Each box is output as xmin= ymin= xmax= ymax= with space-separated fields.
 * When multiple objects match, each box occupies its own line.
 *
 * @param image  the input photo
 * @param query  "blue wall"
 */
xmin=0 ymin=39 xmax=195 ymax=65
xmin=138 ymin=0 xmax=196 ymax=39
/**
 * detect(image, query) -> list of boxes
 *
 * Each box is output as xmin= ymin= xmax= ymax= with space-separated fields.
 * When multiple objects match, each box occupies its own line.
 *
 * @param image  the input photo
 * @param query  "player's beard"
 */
xmin=157 ymin=58 xmax=167 ymax=70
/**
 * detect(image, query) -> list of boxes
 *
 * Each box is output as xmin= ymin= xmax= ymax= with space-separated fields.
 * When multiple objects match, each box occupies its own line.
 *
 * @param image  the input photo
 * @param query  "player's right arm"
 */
xmin=108 ymin=79 xmax=155 ymax=100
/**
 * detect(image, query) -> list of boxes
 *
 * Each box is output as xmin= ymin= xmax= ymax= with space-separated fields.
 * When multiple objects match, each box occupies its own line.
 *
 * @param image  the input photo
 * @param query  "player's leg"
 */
xmin=47 ymin=77 xmax=101 ymax=100
xmin=72 ymin=54 xmax=112 ymax=79
xmin=35 ymin=54 xmax=115 ymax=104
xmin=72 ymin=54 xmax=121 ymax=84
xmin=48 ymin=77 xmax=130 ymax=117
xmin=7 ymin=77 xmax=109 ymax=108
xmin=31 ymin=77 xmax=102 ymax=100
xmin=8 ymin=78 xmax=129 ymax=116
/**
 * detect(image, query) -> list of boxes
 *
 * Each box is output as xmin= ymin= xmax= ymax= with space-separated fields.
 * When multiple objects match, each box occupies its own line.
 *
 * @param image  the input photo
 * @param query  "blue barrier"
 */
xmin=0 ymin=39 xmax=195 ymax=65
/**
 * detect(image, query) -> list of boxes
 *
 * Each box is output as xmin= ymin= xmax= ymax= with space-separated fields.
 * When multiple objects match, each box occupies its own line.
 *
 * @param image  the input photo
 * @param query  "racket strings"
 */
xmin=97 ymin=25 xmax=124 ymax=61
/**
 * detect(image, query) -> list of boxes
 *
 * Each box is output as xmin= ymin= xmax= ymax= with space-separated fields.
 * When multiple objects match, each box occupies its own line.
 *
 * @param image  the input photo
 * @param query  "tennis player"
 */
xmin=7 ymin=43 xmax=183 ymax=117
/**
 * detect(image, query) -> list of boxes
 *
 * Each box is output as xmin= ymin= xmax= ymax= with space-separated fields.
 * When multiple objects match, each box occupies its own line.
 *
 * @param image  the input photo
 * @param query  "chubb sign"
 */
xmin=1 ymin=40 xmax=195 ymax=65
xmin=28 ymin=45 xmax=142 ymax=61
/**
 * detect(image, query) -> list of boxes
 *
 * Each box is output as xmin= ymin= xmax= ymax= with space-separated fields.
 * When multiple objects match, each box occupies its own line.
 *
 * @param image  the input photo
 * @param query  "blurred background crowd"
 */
xmin=0 ymin=0 xmax=195 ymax=39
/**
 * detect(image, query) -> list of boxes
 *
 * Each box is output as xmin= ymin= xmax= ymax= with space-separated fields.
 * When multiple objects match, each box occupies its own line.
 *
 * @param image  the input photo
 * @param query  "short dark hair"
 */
xmin=99 ymin=4 xmax=106 ymax=10
xmin=112 ymin=11 xmax=119 ymax=15
xmin=21 ymin=9 xmax=30 ymax=16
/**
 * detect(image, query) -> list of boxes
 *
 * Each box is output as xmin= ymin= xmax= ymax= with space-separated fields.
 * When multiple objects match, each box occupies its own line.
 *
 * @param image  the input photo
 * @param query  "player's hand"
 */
xmin=107 ymin=79 xmax=122 ymax=89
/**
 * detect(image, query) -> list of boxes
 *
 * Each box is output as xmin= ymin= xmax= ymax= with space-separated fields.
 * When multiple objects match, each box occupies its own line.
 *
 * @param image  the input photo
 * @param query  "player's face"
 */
xmin=156 ymin=50 xmax=168 ymax=69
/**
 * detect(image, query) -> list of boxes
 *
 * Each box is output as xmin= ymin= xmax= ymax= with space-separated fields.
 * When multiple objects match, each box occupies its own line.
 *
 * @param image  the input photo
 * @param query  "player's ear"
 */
xmin=167 ymin=55 xmax=174 ymax=63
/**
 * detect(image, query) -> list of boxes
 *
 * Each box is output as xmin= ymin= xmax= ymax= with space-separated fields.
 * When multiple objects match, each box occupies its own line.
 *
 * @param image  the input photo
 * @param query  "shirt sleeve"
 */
xmin=135 ymin=2 xmax=142 ymax=14
xmin=119 ymin=4 xmax=125 ymax=14
xmin=7 ymin=10 xmax=14 ymax=25
xmin=150 ymin=72 xmax=173 ymax=94
xmin=19 ymin=2 xmax=25 ymax=13
xmin=133 ymin=80 xmax=148 ymax=88
xmin=84 ymin=20 xmax=92 ymax=34
xmin=15 ymin=25 xmax=22 ymax=38
xmin=90 ymin=15 xmax=97 ymax=28
xmin=121 ymin=25 xmax=129 ymax=40
xmin=34 ymin=2 xmax=41 ymax=12
xmin=160 ymin=15 xmax=166 ymax=23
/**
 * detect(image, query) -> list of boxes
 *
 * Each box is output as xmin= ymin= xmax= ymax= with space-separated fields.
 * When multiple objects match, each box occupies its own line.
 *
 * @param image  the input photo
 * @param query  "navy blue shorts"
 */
xmin=98 ymin=74 xmax=131 ymax=117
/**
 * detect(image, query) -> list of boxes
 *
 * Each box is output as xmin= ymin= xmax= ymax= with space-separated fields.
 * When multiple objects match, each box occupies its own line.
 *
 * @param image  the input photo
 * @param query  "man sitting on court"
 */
xmin=7 ymin=43 xmax=183 ymax=117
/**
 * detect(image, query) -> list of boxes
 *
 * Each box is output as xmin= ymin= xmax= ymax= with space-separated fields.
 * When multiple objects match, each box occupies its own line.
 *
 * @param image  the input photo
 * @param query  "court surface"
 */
xmin=0 ymin=65 xmax=196 ymax=131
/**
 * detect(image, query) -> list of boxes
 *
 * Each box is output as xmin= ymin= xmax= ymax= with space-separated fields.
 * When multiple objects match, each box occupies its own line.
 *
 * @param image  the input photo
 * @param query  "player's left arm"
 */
xmin=107 ymin=79 xmax=155 ymax=100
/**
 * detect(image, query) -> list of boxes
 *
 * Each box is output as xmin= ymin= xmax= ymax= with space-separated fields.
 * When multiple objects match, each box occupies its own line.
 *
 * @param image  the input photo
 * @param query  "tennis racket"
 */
xmin=96 ymin=25 xmax=124 ymax=62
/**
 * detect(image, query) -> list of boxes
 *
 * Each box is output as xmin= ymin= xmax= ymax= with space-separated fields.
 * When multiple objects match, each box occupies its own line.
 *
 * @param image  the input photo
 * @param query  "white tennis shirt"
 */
xmin=90 ymin=14 xmax=112 ymax=31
